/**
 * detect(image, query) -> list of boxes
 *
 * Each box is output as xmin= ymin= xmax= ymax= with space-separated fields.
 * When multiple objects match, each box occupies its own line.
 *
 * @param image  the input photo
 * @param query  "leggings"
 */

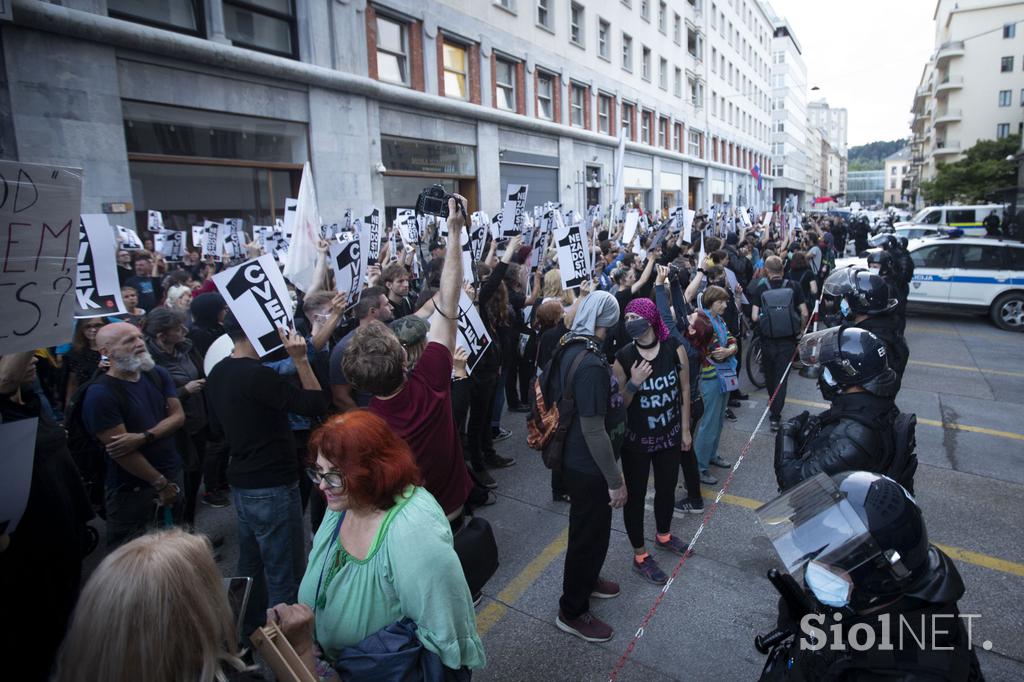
xmin=679 ymin=397 xmax=704 ymax=503
xmin=621 ymin=447 xmax=681 ymax=549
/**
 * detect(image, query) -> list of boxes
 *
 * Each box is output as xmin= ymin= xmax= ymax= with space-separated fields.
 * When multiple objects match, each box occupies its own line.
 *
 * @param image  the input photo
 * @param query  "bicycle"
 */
xmin=745 ymin=328 xmax=766 ymax=390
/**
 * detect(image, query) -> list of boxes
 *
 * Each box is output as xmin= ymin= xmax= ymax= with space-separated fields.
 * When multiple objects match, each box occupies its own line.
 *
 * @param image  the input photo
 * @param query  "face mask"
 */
xmin=804 ymin=561 xmax=852 ymax=608
xmin=625 ymin=318 xmax=652 ymax=339
xmin=821 ymin=367 xmax=836 ymax=387
xmin=839 ymin=299 xmax=852 ymax=319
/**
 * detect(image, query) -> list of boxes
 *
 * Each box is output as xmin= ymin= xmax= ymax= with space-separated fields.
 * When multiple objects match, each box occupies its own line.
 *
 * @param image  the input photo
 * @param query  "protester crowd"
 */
xmin=2 ymin=188 xmax=984 ymax=681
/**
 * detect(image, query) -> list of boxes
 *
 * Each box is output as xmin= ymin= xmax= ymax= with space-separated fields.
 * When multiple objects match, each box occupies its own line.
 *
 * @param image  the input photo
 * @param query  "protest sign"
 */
xmin=762 ymin=211 xmax=772 ymax=228
xmin=190 ymin=225 xmax=205 ymax=249
xmin=77 ymin=214 xmax=127 ymax=318
xmin=529 ymin=210 xmax=550 ymax=272
xmin=118 ymin=225 xmax=144 ymax=251
xmin=213 ymin=254 xmax=293 ymax=357
xmin=455 ymin=289 xmax=491 ymax=374
xmin=282 ymin=198 xmax=298 ymax=238
xmin=489 ymin=211 xmax=502 ymax=241
xmin=362 ymin=207 xmax=382 ymax=266
xmin=221 ymin=221 xmax=245 ymax=261
xmin=499 ymin=184 xmax=528 ymax=237
xmin=320 ymin=222 xmax=342 ymax=242
xmin=553 ymin=219 xmax=589 ymax=290
xmin=202 ymin=221 xmax=223 ymax=261
xmin=0 ymin=418 xmax=38 ymax=535
xmin=0 ymin=161 xmax=82 ymax=355
xmin=155 ymin=230 xmax=186 ymax=261
xmin=147 ymin=209 xmax=163 ymax=233
xmin=459 ymin=227 xmax=474 ymax=284
xmin=469 ymin=212 xmax=489 ymax=262
xmin=623 ymin=210 xmax=640 ymax=245
xmin=329 ymin=239 xmax=363 ymax=305
xmin=396 ymin=209 xmax=419 ymax=249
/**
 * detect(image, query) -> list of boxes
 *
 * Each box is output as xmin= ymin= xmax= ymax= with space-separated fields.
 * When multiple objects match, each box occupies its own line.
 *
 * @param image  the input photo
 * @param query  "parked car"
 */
xmin=895 ymin=204 xmax=1005 ymax=237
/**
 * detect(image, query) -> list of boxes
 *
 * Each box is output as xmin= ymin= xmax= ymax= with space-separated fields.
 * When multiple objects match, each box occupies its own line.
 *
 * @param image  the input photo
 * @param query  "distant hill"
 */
xmin=848 ymin=139 xmax=908 ymax=171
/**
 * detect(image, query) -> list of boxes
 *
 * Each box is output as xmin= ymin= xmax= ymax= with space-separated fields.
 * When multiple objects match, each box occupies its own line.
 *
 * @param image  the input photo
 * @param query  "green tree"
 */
xmin=919 ymin=135 xmax=1020 ymax=204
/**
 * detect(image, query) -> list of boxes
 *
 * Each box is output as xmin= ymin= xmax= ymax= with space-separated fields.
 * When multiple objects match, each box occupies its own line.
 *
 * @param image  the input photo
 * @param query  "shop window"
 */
xmin=108 ymin=0 xmax=204 ymax=35
xmin=223 ymin=0 xmax=297 ymax=58
xmin=376 ymin=15 xmax=409 ymax=86
xmin=443 ymin=41 xmax=469 ymax=100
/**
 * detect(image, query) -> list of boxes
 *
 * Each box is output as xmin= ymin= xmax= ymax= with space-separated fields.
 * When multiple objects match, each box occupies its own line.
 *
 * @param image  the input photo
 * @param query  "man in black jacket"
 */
xmin=774 ymin=326 xmax=915 ymax=493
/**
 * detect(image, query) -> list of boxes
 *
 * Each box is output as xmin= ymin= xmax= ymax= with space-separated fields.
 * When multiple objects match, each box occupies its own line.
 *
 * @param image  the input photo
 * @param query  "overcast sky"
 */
xmin=766 ymin=0 xmax=937 ymax=146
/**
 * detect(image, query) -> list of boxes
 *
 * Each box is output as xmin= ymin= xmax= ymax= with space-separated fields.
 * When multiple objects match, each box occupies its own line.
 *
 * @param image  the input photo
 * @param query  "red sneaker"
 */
xmin=556 ymin=610 xmax=614 ymax=643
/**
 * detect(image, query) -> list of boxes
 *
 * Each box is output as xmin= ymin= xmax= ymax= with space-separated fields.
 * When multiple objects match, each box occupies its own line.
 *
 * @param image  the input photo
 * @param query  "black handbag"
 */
xmin=452 ymin=516 xmax=499 ymax=597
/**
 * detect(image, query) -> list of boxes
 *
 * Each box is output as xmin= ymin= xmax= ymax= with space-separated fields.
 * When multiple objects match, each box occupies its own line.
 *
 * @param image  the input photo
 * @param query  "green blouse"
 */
xmin=297 ymin=486 xmax=486 ymax=670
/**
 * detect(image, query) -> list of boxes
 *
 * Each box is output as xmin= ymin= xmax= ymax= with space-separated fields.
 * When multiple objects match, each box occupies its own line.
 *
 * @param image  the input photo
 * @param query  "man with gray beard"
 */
xmin=82 ymin=322 xmax=185 ymax=546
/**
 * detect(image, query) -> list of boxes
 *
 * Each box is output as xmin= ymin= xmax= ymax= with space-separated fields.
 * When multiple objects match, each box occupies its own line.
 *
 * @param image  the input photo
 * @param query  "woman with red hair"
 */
xmin=271 ymin=410 xmax=485 ymax=678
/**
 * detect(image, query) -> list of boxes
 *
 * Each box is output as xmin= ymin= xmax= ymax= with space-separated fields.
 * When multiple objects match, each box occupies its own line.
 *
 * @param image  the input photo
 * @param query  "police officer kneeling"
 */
xmin=774 ymin=326 xmax=917 ymax=494
xmin=755 ymin=471 xmax=984 ymax=681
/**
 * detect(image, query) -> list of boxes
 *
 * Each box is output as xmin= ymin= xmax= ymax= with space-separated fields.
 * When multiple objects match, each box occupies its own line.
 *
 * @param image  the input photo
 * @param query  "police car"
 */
xmin=836 ymin=234 xmax=1024 ymax=331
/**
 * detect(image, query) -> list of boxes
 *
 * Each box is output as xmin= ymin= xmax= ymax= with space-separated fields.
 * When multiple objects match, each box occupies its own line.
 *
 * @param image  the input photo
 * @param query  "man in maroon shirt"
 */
xmin=343 ymin=195 xmax=473 ymax=525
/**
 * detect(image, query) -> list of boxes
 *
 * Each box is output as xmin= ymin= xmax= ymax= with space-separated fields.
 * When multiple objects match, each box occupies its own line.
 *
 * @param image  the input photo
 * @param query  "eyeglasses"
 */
xmin=305 ymin=467 xmax=345 ymax=490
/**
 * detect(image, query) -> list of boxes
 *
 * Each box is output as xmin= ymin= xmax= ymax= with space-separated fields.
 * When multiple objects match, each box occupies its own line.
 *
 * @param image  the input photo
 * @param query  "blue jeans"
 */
xmin=694 ymin=378 xmax=727 ymax=472
xmin=233 ymin=482 xmax=306 ymax=636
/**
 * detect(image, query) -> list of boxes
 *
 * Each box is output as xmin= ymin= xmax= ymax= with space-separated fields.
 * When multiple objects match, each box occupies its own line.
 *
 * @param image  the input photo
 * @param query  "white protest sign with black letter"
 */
xmin=499 ymin=184 xmax=528 ymax=237
xmin=553 ymin=215 xmax=589 ymax=290
xmin=469 ymin=212 xmax=489 ymax=262
xmin=489 ymin=211 xmax=502 ymax=242
xmin=202 ymin=221 xmax=223 ymax=261
xmin=155 ymin=230 xmax=186 ymax=261
xmin=282 ymin=198 xmax=298 ymax=239
xmin=147 ymin=209 xmax=164 ymax=233
xmin=221 ymin=221 xmax=246 ymax=261
xmin=77 ymin=214 xmax=128 ymax=319
xmin=362 ymin=207 xmax=382 ymax=266
xmin=189 ymin=225 xmax=205 ymax=250
xmin=396 ymin=209 xmax=419 ymax=249
xmin=0 ymin=161 xmax=82 ymax=354
xmin=117 ymin=225 xmax=144 ymax=251
xmin=329 ymin=238 xmax=363 ymax=305
xmin=213 ymin=254 xmax=293 ymax=357
xmin=455 ymin=289 xmax=491 ymax=374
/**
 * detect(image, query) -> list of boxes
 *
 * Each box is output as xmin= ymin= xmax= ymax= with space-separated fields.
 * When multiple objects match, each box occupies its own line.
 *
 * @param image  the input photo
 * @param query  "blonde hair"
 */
xmin=56 ymin=530 xmax=248 ymax=682
xmin=542 ymin=269 xmax=575 ymax=307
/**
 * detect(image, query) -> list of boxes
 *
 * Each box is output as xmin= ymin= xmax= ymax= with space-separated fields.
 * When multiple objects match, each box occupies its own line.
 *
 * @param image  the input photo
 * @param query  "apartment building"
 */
xmin=909 ymin=0 xmax=1024 ymax=206
xmin=764 ymin=7 xmax=811 ymax=209
xmin=884 ymin=147 xmax=912 ymax=205
xmin=808 ymin=99 xmax=848 ymax=199
xmin=1 ymin=0 xmax=778 ymax=232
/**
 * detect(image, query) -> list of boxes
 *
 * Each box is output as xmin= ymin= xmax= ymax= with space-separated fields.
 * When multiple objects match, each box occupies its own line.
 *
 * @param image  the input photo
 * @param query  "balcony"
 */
xmin=935 ymin=75 xmax=964 ymax=93
xmin=935 ymin=41 xmax=965 ymax=63
xmin=933 ymin=108 xmax=962 ymax=125
xmin=933 ymin=140 xmax=961 ymax=156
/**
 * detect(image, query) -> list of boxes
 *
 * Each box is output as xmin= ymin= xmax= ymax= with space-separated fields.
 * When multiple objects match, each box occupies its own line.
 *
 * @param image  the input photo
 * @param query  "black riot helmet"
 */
xmin=756 ymin=471 xmax=930 ymax=614
xmin=866 ymin=250 xmax=897 ymax=278
xmin=798 ymin=326 xmax=897 ymax=398
xmin=867 ymin=233 xmax=897 ymax=250
xmin=822 ymin=266 xmax=898 ymax=318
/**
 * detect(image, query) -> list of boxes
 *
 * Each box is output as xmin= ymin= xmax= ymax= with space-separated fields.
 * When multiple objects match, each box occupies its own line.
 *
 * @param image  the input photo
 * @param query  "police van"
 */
xmin=896 ymin=204 xmax=1004 ymax=237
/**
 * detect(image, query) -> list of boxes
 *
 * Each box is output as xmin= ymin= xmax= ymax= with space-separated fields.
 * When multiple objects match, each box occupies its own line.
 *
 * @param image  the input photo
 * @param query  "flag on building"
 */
xmin=750 ymin=164 xmax=762 ymax=192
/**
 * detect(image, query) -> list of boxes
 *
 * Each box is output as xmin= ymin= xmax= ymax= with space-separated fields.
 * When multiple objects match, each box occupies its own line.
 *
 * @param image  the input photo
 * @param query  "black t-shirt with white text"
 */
xmin=616 ymin=338 xmax=683 ymax=453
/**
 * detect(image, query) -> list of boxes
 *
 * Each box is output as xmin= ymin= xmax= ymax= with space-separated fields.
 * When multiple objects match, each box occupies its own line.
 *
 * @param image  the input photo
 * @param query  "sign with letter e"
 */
xmin=212 ymin=254 xmax=294 ymax=357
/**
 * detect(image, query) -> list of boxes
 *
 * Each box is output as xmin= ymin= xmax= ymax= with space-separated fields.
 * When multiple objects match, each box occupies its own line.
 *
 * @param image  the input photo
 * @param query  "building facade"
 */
xmin=846 ymin=170 xmax=885 ymax=207
xmin=807 ymin=99 xmax=848 ymax=201
xmin=766 ymin=6 xmax=811 ymax=210
xmin=884 ymin=146 xmax=912 ymax=205
xmin=1 ymin=0 xmax=780 ymax=232
xmin=908 ymin=0 xmax=1024 ymax=206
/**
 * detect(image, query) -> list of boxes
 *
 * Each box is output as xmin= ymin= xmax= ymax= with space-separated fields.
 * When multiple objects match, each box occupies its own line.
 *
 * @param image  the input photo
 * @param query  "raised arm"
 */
xmin=426 ymin=195 xmax=467 ymax=351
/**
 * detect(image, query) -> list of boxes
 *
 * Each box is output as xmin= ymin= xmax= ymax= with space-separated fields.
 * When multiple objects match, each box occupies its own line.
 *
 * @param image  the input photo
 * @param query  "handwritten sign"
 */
xmin=0 ymin=161 xmax=82 ymax=354
xmin=212 ymin=254 xmax=293 ymax=357
xmin=77 ymin=214 xmax=127 ymax=318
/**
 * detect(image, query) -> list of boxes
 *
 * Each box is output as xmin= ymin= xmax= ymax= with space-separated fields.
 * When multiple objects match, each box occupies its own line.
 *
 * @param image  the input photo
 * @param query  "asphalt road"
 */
xmin=80 ymin=309 xmax=1024 ymax=681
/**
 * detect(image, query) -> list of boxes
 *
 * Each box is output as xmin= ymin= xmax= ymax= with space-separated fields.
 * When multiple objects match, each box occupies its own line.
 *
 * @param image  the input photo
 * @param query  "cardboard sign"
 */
xmin=455 ymin=288 xmax=491 ymax=374
xmin=0 ymin=418 xmax=38 ymax=536
xmin=623 ymin=210 xmax=640 ymax=244
xmin=0 ymin=161 xmax=82 ymax=355
xmin=147 ymin=209 xmax=164 ymax=233
xmin=117 ymin=225 xmax=144 ymax=251
xmin=212 ymin=254 xmax=293 ymax=357
xmin=499 ymin=184 xmax=528 ymax=237
xmin=202 ymin=221 xmax=223 ymax=261
xmin=329 ymin=239 xmax=363 ymax=305
xmin=363 ymin=207 xmax=382 ymax=266
xmin=553 ymin=219 xmax=589 ymax=290
xmin=155 ymin=230 xmax=186 ymax=261
xmin=77 ymin=214 xmax=128 ymax=318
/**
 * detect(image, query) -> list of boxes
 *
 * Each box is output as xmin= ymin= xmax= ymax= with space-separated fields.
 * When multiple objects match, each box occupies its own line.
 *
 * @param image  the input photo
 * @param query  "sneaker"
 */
xmin=484 ymin=453 xmax=516 ymax=469
xmin=556 ymin=610 xmax=614 ymax=643
xmin=724 ymin=408 xmax=738 ymax=422
xmin=727 ymin=398 xmax=742 ymax=408
xmin=709 ymin=455 xmax=733 ymax=468
xmin=491 ymin=427 xmax=512 ymax=442
xmin=674 ymin=498 xmax=705 ymax=515
xmin=770 ymin=417 xmax=781 ymax=433
xmin=590 ymin=576 xmax=621 ymax=599
xmin=632 ymin=554 xmax=668 ymax=585
xmin=201 ymin=490 xmax=230 ymax=508
xmin=472 ymin=467 xmax=498 ymax=489
xmin=655 ymin=535 xmax=690 ymax=556
xmin=734 ymin=391 xmax=750 ymax=401
xmin=700 ymin=470 xmax=718 ymax=485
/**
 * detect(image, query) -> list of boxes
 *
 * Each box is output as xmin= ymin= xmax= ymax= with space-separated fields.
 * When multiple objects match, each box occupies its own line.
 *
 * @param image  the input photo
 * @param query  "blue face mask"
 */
xmin=822 ymin=367 xmax=836 ymax=387
xmin=804 ymin=561 xmax=851 ymax=608
xmin=839 ymin=299 xmax=852 ymax=319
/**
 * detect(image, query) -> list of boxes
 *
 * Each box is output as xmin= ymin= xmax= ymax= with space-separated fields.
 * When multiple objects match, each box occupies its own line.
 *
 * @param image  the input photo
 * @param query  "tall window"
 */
xmin=642 ymin=46 xmax=651 ymax=80
xmin=442 ymin=41 xmax=469 ymax=100
xmin=674 ymin=122 xmax=683 ymax=152
xmin=598 ymin=94 xmax=611 ymax=134
xmin=495 ymin=58 xmax=516 ymax=111
xmin=659 ymin=57 xmax=668 ymax=89
xmin=375 ymin=16 xmax=408 ymax=85
xmin=999 ymin=89 xmax=1012 ymax=106
xmin=1001 ymin=56 xmax=1014 ymax=72
xmin=622 ymin=102 xmax=634 ymax=139
xmin=622 ymin=33 xmax=633 ymax=71
xmin=673 ymin=13 xmax=681 ymax=44
xmin=674 ymin=67 xmax=682 ymax=97
xmin=641 ymin=0 xmax=650 ymax=21
xmin=570 ymin=84 xmax=586 ymax=127
xmin=537 ymin=72 xmax=554 ymax=120
xmin=537 ymin=0 xmax=552 ymax=29
xmin=570 ymin=3 xmax=584 ymax=45
xmin=997 ymin=123 xmax=1011 ymax=138
xmin=658 ymin=1 xmax=667 ymax=32
xmin=1004 ymin=23 xmax=1016 ymax=39
xmin=658 ymin=116 xmax=668 ymax=148
xmin=640 ymin=111 xmax=651 ymax=144
xmin=222 ymin=0 xmax=297 ymax=57
xmin=688 ymin=129 xmax=701 ymax=156
xmin=108 ymin=0 xmax=203 ymax=35
xmin=598 ymin=19 xmax=610 ymax=59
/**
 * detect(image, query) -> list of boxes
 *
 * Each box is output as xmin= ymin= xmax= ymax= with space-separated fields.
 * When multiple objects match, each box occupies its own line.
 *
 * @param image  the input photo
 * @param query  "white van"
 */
xmin=896 ymin=204 xmax=1005 ymax=236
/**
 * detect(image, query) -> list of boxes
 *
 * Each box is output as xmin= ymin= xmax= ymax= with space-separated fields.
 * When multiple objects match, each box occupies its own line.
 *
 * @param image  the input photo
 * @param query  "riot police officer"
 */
xmin=822 ymin=266 xmax=910 ymax=385
xmin=756 ymin=471 xmax=983 ymax=681
xmin=774 ymin=326 xmax=916 ymax=493
xmin=867 ymin=234 xmax=915 ymax=335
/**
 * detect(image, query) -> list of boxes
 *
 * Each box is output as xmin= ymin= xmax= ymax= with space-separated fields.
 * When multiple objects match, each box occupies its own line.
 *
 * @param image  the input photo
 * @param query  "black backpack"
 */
xmin=759 ymin=282 xmax=800 ymax=339
xmin=63 ymin=370 xmax=162 ymax=518
xmin=815 ymin=408 xmax=918 ymax=494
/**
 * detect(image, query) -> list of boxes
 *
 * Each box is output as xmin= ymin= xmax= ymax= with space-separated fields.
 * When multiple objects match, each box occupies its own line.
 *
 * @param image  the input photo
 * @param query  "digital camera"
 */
xmin=416 ymin=184 xmax=462 ymax=218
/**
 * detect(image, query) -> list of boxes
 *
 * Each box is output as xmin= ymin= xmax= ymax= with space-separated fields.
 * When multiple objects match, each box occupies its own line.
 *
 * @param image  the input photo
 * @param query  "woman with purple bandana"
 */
xmin=611 ymin=297 xmax=693 ymax=585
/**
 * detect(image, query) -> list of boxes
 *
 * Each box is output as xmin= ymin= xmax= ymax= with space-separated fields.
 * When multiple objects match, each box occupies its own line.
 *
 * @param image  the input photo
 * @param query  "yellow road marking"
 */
xmin=476 ymin=527 xmax=568 ymax=636
xmin=784 ymin=398 xmax=1024 ymax=442
xmin=908 ymin=359 xmax=1024 ymax=379
xmin=700 ymin=488 xmax=1024 ymax=578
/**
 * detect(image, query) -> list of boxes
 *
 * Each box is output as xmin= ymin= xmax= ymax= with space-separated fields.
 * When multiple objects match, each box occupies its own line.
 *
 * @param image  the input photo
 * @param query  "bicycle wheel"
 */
xmin=746 ymin=336 xmax=766 ymax=389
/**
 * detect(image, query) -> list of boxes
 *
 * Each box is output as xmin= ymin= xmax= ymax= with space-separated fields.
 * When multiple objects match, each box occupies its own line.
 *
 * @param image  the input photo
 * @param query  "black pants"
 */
xmin=559 ymin=472 xmax=612 ymax=619
xmin=203 ymin=435 xmax=230 ymax=492
xmin=622 ymin=447 xmax=679 ymax=549
xmin=763 ymin=337 xmax=797 ymax=420
xmin=679 ymin=396 xmax=704 ymax=503
xmin=465 ymin=368 xmax=498 ymax=468
xmin=182 ymin=432 xmax=207 ymax=526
